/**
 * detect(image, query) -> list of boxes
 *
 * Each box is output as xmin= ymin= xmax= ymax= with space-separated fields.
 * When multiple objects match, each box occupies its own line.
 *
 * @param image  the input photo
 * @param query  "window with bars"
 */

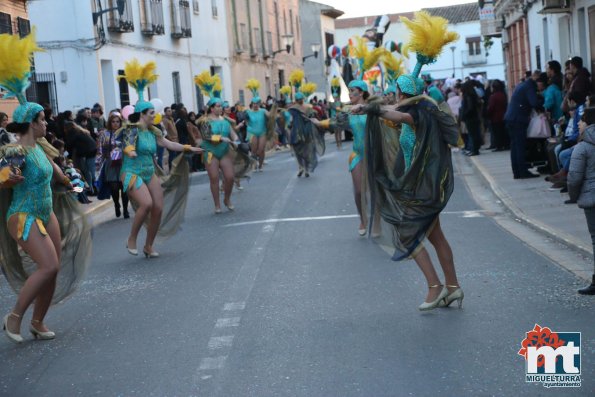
xmin=466 ymin=37 xmax=481 ymax=55
xmin=140 ymin=0 xmax=165 ymax=35
xmin=17 ymin=17 xmax=30 ymax=38
xmin=172 ymin=71 xmax=182 ymax=104
xmin=171 ymin=0 xmax=191 ymax=38
xmin=108 ymin=0 xmax=134 ymax=32
xmin=193 ymin=0 xmax=199 ymax=14
xmin=240 ymin=23 xmax=248 ymax=50
xmin=254 ymin=27 xmax=261 ymax=55
xmin=211 ymin=0 xmax=218 ymax=18
xmin=0 ymin=13 xmax=12 ymax=34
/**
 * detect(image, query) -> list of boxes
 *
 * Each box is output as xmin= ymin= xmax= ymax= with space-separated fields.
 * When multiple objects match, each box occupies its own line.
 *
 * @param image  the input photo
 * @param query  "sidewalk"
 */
xmin=465 ymin=149 xmax=593 ymax=257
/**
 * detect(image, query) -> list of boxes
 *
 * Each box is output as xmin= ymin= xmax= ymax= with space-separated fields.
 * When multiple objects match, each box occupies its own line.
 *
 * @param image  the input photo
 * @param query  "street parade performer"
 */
xmin=0 ymin=31 xmax=92 ymax=343
xmin=194 ymin=71 xmax=252 ymax=213
xmin=352 ymin=12 xmax=464 ymax=311
xmin=244 ymin=78 xmax=275 ymax=172
xmin=287 ymin=69 xmax=325 ymax=177
xmin=312 ymin=39 xmax=386 ymax=236
xmin=118 ymin=59 xmax=202 ymax=258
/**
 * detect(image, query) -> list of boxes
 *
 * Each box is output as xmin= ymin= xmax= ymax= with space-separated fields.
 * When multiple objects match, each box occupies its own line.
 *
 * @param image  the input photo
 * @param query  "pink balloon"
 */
xmin=121 ymin=105 xmax=135 ymax=120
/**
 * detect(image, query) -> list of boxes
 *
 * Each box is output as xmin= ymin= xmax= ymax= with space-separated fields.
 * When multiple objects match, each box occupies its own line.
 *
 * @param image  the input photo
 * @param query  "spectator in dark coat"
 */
xmin=568 ymin=56 xmax=592 ymax=105
xmin=504 ymin=71 xmax=540 ymax=179
xmin=568 ymin=107 xmax=595 ymax=295
xmin=487 ymin=79 xmax=509 ymax=151
xmin=459 ymin=80 xmax=482 ymax=156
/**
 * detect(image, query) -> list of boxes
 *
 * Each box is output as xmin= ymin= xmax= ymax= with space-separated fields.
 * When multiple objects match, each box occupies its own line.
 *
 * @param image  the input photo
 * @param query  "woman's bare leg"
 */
xmin=427 ymin=217 xmax=459 ymax=292
xmin=220 ymin=156 xmax=235 ymax=206
xmin=412 ymin=247 xmax=443 ymax=302
xmin=257 ymin=136 xmax=267 ymax=169
xmin=351 ymin=162 xmax=365 ymax=230
xmin=6 ymin=215 xmax=60 ymax=334
xmin=125 ymin=181 xmax=153 ymax=250
xmin=144 ymin=175 xmax=164 ymax=252
xmin=206 ymin=157 xmax=221 ymax=210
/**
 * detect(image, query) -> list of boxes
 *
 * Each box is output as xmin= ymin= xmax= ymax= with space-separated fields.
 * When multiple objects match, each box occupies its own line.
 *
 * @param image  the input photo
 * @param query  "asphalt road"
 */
xmin=1 ymin=140 xmax=594 ymax=396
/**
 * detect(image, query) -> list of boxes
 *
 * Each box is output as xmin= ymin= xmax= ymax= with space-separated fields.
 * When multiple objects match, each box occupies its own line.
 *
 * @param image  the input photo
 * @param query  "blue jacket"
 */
xmin=543 ymin=84 xmax=563 ymax=121
xmin=504 ymin=79 xmax=538 ymax=124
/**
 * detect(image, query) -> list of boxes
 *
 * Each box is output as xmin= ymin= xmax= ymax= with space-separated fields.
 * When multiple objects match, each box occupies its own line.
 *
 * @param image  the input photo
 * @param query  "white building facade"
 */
xmin=29 ymin=0 xmax=232 ymax=113
xmin=334 ymin=3 xmax=506 ymax=83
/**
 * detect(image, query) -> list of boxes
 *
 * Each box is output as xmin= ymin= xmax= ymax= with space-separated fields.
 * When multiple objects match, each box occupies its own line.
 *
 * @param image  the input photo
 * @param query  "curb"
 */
xmin=467 ymin=155 xmax=593 ymax=258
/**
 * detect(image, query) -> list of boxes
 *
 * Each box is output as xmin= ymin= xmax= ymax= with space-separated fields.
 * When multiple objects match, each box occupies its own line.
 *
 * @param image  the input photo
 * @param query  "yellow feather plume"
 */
xmin=0 ymin=29 xmax=43 ymax=98
xmin=300 ymin=82 xmax=317 ymax=96
xmin=400 ymin=11 xmax=459 ymax=61
xmin=245 ymin=78 xmax=260 ymax=92
xmin=279 ymin=85 xmax=292 ymax=96
xmin=363 ymin=47 xmax=385 ymax=72
xmin=351 ymin=36 xmax=369 ymax=62
xmin=193 ymin=70 xmax=217 ymax=95
xmin=213 ymin=74 xmax=222 ymax=94
xmin=118 ymin=59 xmax=158 ymax=90
xmin=330 ymin=77 xmax=340 ymax=88
xmin=288 ymin=69 xmax=305 ymax=87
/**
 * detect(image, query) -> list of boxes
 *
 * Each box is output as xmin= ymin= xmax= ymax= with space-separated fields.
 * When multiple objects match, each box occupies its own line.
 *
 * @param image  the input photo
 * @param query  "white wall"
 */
xmin=29 ymin=0 xmax=233 ymax=113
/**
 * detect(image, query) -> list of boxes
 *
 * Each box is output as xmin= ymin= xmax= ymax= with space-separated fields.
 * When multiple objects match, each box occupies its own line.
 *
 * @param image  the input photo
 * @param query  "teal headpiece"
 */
xmin=13 ymin=101 xmax=44 ymax=123
xmin=348 ymin=79 xmax=368 ymax=93
xmin=383 ymin=85 xmax=397 ymax=95
xmin=222 ymin=100 xmax=230 ymax=109
xmin=396 ymin=75 xmax=424 ymax=96
xmin=134 ymin=100 xmax=154 ymax=113
xmin=295 ymin=92 xmax=305 ymax=101
xmin=251 ymin=96 xmax=261 ymax=104
xmin=207 ymin=97 xmax=223 ymax=107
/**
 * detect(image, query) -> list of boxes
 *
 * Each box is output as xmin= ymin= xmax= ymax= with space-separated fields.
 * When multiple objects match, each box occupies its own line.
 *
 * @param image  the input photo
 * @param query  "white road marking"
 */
xmin=208 ymin=336 xmax=235 ymax=350
xmin=223 ymin=302 xmax=246 ymax=311
xmin=215 ymin=317 xmax=241 ymax=328
xmin=223 ymin=214 xmax=359 ymax=227
xmin=199 ymin=356 xmax=227 ymax=370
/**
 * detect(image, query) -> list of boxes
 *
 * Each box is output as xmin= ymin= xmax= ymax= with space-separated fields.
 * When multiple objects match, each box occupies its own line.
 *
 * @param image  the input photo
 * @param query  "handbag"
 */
xmin=527 ymin=112 xmax=550 ymax=139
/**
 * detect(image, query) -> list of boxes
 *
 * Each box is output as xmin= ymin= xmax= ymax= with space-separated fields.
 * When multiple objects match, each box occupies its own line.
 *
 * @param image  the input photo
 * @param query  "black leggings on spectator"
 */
xmin=110 ymin=181 xmax=128 ymax=216
xmin=585 ymin=208 xmax=595 ymax=273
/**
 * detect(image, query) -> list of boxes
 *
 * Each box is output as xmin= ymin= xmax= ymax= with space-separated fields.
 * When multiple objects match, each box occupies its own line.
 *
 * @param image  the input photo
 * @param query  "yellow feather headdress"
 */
xmin=245 ymin=78 xmax=261 ymax=97
xmin=400 ymin=11 xmax=458 ymax=77
xmin=0 ymin=30 xmax=42 ymax=105
xmin=300 ymin=82 xmax=317 ymax=97
xmin=194 ymin=70 xmax=217 ymax=97
xmin=381 ymin=49 xmax=405 ymax=85
xmin=351 ymin=37 xmax=384 ymax=80
xmin=118 ymin=59 xmax=158 ymax=104
xmin=288 ymin=69 xmax=305 ymax=91
xmin=279 ymin=85 xmax=292 ymax=97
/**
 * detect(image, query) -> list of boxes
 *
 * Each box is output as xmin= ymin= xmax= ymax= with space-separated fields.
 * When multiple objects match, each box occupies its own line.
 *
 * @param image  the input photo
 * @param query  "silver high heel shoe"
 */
xmin=126 ymin=243 xmax=138 ymax=256
xmin=439 ymin=285 xmax=464 ymax=308
xmin=418 ymin=285 xmax=449 ymax=311
xmin=3 ymin=312 xmax=23 ymax=343
xmin=30 ymin=320 xmax=55 ymax=340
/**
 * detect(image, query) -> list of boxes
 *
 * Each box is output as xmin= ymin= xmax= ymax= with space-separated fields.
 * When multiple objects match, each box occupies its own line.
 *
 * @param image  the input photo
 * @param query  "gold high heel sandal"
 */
xmin=3 ymin=312 xmax=23 ymax=343
xmin=418 ymin=285 xmax=449 ymax=311
xmin=30 ymin=319 xmax=55 ymax=340
xmin=439 ymin=285 xmax=464 ymax=308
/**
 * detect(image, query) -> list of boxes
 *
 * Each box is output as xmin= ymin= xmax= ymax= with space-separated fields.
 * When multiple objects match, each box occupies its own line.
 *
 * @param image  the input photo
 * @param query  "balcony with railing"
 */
xmin=462 ymin=50 xmax=487 ymax=66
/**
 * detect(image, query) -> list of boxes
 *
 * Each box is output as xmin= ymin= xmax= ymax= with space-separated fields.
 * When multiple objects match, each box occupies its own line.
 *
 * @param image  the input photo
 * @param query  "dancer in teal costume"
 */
xmin=0 ymin=32 xmax=91 ymax=343
xmin=197 ymin=98 xmax=242 ymax=213
xmin=119 ymin=59 xmax=202 ymax=259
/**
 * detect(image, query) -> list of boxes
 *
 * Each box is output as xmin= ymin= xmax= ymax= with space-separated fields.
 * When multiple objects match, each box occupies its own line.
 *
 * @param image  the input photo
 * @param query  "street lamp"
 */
xmin=93 ymin=0 xmax=126 ymax=25
xmin=302 ymin=43 xmax=322 ymax=62
xmin=272 ymin=34 xmax=295 ymax=58
xmin=450 ymin=45 xmax=456 ymax=77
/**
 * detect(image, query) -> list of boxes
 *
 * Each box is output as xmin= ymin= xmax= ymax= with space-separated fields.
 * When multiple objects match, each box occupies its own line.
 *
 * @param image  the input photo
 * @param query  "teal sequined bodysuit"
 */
xmin=246 ymin=109 xmax=267 ymax=139
xmin=400 ymin=124 xmax=416 ymax=170
xmin=121 ymin=129 xmax=158 ymax=192
xmin=348 ymin=114 xmax=367 ymax=172
xmin=200 ymin=118 xmax=231 ymax=161
xmin=6 ymin=144 xmax=53 ymax=241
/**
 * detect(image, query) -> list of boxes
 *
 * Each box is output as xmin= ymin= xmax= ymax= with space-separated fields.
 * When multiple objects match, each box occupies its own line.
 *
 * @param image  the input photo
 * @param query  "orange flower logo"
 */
xmin=518 ymin=324 xmax=566 ymax=368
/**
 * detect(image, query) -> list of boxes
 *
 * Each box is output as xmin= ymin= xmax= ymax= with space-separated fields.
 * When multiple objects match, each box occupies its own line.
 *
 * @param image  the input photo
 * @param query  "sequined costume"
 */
xmin=200 ymin=118 xmax=231 ymax=163
xmin=246 ymin=108 xmax=267 ymax=140
xmin=120 ymin=126 xmax=160 ymax=192
xmin=348 ymin=114 xmax=367 ymax=171
xmin=4 ymin=144 xmax=52 ymax=241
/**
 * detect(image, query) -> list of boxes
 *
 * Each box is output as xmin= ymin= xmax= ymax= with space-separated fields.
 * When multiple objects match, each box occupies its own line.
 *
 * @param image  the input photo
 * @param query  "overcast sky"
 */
xmin=317 ymin=0 xmax=475 ymax=18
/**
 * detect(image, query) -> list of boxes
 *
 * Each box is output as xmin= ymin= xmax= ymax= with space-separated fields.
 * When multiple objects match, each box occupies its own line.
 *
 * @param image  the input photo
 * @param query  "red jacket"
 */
xmin=487 ymin=91 xmax=507 ymax=123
